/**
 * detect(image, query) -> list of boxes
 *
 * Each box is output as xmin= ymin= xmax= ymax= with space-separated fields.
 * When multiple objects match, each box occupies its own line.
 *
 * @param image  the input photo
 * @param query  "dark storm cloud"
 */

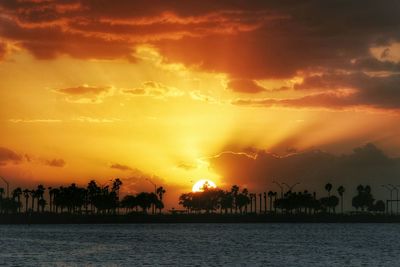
xmin=1 ymin=1 xmax=400 ymax=109
xmin=209 ymin=143 xmax=400 ymax=194
xmin=234 ymin=73 xmax=400 ymax=110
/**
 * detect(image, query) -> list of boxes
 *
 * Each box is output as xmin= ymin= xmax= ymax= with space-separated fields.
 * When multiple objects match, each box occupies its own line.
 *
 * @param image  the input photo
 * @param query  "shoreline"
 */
xmin=1 ymin=213 xmax=400 ymax=224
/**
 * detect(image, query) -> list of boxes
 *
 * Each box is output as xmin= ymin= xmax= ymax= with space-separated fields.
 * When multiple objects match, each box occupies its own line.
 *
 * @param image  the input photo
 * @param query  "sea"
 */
xmin=0 ymin=223 xmax=399 ymax=266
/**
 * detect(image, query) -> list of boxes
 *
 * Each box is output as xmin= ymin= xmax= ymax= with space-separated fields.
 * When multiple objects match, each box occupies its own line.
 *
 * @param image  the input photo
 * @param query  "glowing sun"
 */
xmin=192 ymin=179 xmax=217 ymax=192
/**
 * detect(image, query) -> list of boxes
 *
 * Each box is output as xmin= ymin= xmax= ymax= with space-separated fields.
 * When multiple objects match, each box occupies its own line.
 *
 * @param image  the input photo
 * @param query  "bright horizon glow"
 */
xmin=192 ymin=179 xmax=217 ymax=192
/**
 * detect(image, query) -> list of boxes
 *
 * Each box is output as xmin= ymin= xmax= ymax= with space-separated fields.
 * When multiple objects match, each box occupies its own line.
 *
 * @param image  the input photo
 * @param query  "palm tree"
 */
xmin=156 ymin=186 xmax=166 ymax=214
xmin=268 ymin=191 xmax=274 ymax=212
xmin=23 ymin=189 xmax=30 ymax=213
xmin=325 ymin=183 xmax=333 ymax=213
xmin=35 ymin=185 xmax=45 ymax=212
xmin=337 ymin=186 xmax=345 ymax=214
xmin=249 ymin=193 xmax=254 ymax=213
xmin=263 ymin=192 xmax=267 ymax=214
xmin=12 ymin=187 xmax=22 ymax=213
xmin=48 ymin=187 xmax=53 ymax=212
xmin=30 ymin=189 xmax=36 ymax=212
xmin=38 ymin=198 xmax=47 ymax=212
xmin=242 ymin=188 xmax=249 ymax=213
xmin=231 ymin=185 xmax=239 ymax=213
xmin=258 ymin=193 xmax=262 ymax=213
xmin=254 ymin=193 xmax=258 ymax=213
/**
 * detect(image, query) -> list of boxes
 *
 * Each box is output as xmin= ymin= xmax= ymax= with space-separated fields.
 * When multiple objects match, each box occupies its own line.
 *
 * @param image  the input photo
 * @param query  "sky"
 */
xmin=1 ymin=0 xmax=400 ymax=208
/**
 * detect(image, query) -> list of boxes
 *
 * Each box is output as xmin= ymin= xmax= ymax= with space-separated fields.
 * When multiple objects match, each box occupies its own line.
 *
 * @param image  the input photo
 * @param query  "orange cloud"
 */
xmin=55 ymin=85 xmax=112 ymax=103
xmin=110 ymin=163 xmax=133 ymax=171
xmin=44 ymin=158 xmax=66 ymax=167
xmin=123 ymin=81 xmax=184 ymax=98
xmin=1 ymin=0 xmax=400 ymax=111
xmin=227 ymin=79 xmax=266 ymax=94
xmin=0 ymin=147 xmax=23 ymax=165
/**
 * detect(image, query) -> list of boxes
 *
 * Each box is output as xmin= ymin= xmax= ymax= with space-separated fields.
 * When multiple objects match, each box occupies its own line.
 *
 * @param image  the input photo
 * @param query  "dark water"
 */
xmin=0 ymin=223 xmax=399 ymax=266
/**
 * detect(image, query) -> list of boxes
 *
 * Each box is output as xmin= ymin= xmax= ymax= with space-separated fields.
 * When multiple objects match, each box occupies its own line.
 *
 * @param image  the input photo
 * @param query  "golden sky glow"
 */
xmin=1 ymin=1 xmax=400 ymax=208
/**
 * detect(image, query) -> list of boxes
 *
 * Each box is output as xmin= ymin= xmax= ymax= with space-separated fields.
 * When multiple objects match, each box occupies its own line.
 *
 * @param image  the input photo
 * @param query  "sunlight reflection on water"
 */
xmin=0 ymin=223 xmax=399 ymax=266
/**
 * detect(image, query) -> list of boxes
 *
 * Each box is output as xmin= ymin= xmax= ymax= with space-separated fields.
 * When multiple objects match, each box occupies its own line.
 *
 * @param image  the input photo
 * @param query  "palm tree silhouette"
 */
xmin=38 ymin=198 xmax=47 ymax=212
xmin=48 ymin=187 xmax=54 ymax=212
xmin=267 ymin=191 xmax=274 ymax=212
xmin=29 ymin=189 xmax=36 ymax=212
xmin=23 ymin=189 xmax=30 ymax=213
xmin=12 ymin=187 xmax=22 ymax=213
xmin=242 ymin=188 xmax=249 ymax=213
xmin=156 ymin=186 xmax=166 ymax=214
xmin=325 ymin=183 xmax=333 ymax=213
xmin=337 ymin=186 xmax=345 ymax=214
xmin=231 ymin=185 xmax=239 ymax=213
xmin=35 ymin=185 xmax=45 ymax=212
xmin=254 ymin=193 xmax=257 ymax=214
xmin=263 ymin=192 xmax=267 ymax=214
xmin=249 ymin=193 xmax=254 ymax=213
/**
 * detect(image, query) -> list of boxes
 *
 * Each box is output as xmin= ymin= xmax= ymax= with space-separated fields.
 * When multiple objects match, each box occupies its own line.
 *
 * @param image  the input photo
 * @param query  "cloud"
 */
xmin=232 ymin=90 xmax=357 ymax=110
xmin=227 ymin=79 xmax=266 ymax=94
xmin=0 ymin=147 xmax=66 ymax=167
xmin=177 ymin=162 xmax=197 ymax=171
xmin=44 ymin=158 xmax=66 ymax=167
xmin=0 ymin=41 xmax=6 ymax=60
xmin=55 ymin=85 xmax=112 ymax=103
xmin=232 ymin=72 xmax=400 ymax=110
xmin=57 ymin=86 xmax=109 ymax=95
xmin=73 ymin=116 xmax=120 ymax=123
xmin=209 ymin=143 xmax=400 ymax=196
xmin=8 ymin=119 xmax=62 ymax=123
xmin=2 ymin=1 xmax=400 ymax=110
xmin=123 ymin=81 xmax=184 ymax=98
xmin=110 ymin=163 xmax=133 ymax=171
xmin=0 ymin=147 xmax=23 ymax=165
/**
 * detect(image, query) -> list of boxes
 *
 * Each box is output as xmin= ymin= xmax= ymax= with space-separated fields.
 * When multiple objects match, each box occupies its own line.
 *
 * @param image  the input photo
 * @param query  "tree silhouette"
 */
xmin=236 ymin=189 xmax=250 ymax=213
xmin=156 ymin=186 xmax=166 ymax=214
xmin=35 ymin=185 xmax=45 ymax=213
xmin=337 ymin=186 xmax=345 ymax=213
xmin=231 ymin=185 xmax=239 ymax=213
xmin=12 ymin=187 xmax=22 ymax=213
xmin=23 ymin=189 xmax=30 ymax=213
xmin=352 ymin=184 xmax=374 ymax=211
xmin=120 ymin=195 xmax=138 ymax=213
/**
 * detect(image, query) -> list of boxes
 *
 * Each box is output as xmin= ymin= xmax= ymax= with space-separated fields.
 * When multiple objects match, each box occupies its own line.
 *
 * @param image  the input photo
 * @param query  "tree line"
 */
xmin=0 ymin=179 xmax=166 ymax=215
xmin=0 ymin=179 xmax=387 ymax=215
xmin=179 ymin=182 xmax=386 ymax=214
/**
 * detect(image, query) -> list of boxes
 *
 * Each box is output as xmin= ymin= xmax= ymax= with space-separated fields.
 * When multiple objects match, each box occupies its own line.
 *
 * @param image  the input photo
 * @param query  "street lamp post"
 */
xmin=382 ymin=185 xmax=395 ymax=215
xmin=389 ymin=184 xmax=399 ymax=215
xmin=0 ymin=177 xmax=9 ymax=198
xmin=272 ymin=180 xmax=284 ymax=199
xmin=282 ymin=182 xmax=300 ymax=193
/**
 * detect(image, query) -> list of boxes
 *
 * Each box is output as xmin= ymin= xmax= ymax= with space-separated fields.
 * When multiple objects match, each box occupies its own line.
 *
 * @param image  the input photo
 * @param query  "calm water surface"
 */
xmin=0 ymin=223 xmax=399 ymax=266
